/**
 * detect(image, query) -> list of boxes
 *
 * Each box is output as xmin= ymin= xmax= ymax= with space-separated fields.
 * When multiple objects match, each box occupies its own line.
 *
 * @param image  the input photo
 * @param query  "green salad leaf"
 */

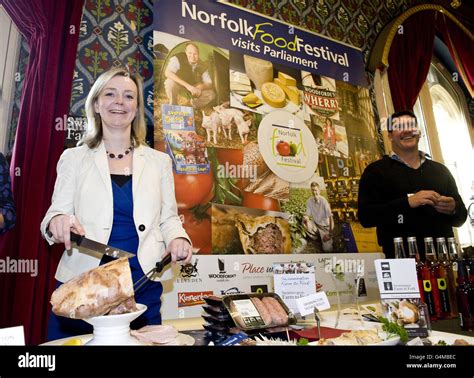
xmin=297 ymin=338 xmax=309 ymax=346
xmin=378 ymin=316 xmax=409 ymax=342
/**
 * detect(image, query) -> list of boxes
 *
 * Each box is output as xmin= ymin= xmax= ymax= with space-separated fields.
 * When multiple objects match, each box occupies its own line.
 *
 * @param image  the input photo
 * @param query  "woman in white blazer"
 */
xmin=41 ymin=67 xmax=192 ymax=340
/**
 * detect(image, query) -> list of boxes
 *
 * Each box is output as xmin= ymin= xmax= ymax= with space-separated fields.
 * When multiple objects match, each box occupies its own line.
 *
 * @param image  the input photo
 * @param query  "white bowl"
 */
xmin=83 ymin=303 xmax=147 ymax=345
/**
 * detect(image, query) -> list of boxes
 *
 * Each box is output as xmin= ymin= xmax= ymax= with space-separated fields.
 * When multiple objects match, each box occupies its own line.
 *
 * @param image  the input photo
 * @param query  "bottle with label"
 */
xmin=421 ymin=237 xmax=442 ymax=320
xmin=437 ymin=237 xmax=458 ymax=318
xmin=393 ymin=237 xmax=406 ymax=259
xmin=456 ymin=259 xmax=474 ymax=331
xmin=408 ymin=237 xmax=425 ymax=302
xmin=434 ymin=238 xmax=451 ymax=319
xmin=447 ymin=237 xmax=460 ymax=283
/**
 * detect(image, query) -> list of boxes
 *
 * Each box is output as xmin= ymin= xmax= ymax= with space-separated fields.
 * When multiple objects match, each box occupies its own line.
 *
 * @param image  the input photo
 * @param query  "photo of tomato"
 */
xmin=242 ymin=191 xmax=281 ymax=211
xmin=179 ymin=209 xmax=211 ymax=254
xmin=173 ymin=171 xmax=214 ymax=209
xmin=216 ymin=147 xmax=243 ymax=166
xmin=276 ymin=141 xmax=290 ymax=156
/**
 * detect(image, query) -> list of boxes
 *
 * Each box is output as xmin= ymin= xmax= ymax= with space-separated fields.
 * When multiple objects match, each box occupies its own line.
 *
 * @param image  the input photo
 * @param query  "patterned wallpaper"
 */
xmin=227 ymin=0 xmax=414 ymax=63
xmin=68 ymin=0 xmax=154 ymax=146
xmin=7 ymin=0 xmax=471 ymax=153
xmin=6 ymin=38 xmax=30 ymax=158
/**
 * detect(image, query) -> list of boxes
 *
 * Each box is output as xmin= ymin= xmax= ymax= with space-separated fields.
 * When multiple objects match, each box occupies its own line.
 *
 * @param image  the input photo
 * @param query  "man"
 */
xmin=304 ymin=182 xmax=334 ymax=252
xmin=358 ymin=110 xmax=467 ymax=258
xmin=164 ymin=42 xmax=215 ymax=108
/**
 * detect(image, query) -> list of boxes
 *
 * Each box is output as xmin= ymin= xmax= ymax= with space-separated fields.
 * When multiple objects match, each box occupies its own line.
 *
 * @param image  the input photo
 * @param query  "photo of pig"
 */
xmin=196 ymin=102 xmax=257 ymax=148
xmin=201 ymin=110 xmax=222 ymax=144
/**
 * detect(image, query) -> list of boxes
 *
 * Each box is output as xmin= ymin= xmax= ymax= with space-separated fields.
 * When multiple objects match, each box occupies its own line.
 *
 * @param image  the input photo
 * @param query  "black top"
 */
xmin=358 ymin=155 xmax=467 ymax=258
xmin=111 ymin=174 xmax=132 ymax=187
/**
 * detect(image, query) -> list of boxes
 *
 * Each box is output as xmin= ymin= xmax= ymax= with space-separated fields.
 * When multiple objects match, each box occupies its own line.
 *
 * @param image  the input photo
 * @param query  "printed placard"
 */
xmin=273 ymin=261 xmax=316 ymax=314
xmin=374 ymin=259 xmax=429 ymax=338
xmin=0 ymin=326 xmax=25 ymax=346
xmin=296 ymin=292 xmax=330 ymax=316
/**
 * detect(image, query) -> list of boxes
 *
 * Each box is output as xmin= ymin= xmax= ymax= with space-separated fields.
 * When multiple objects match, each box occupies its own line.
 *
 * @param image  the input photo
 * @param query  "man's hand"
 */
xmin=408 ymin=190 xmax=440 ymax=208
xmin=165 ymin=237 xmax=193 ymax=264
xmin=433 ymin=196 xmax=456 ymax=215
xmin=186 ymin=84 xmax=201 ymax=98
xmin=48 ymin=214 xmax=85 ymax=250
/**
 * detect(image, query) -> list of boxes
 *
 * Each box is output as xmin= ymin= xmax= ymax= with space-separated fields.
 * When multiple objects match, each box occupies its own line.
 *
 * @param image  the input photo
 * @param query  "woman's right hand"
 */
xmin=48 ymin=214 xmax=85 ymax=250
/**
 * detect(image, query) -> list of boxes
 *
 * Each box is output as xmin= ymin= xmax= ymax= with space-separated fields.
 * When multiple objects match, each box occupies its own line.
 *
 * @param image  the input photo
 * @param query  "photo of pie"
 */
xmin=211 ymin=204 xmax=291 ymax=254
xmin=234 ymin=214 xmax=291 ymax=254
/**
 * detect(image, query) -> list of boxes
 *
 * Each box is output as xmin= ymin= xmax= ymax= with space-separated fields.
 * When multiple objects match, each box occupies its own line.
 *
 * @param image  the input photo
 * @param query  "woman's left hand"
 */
xmin=166 ymin=238 xmax=193 ymax=264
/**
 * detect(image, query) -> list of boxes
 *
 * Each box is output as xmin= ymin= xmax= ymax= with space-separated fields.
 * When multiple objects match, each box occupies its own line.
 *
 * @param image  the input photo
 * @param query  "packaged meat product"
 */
xmin=222 ymin=293 xmax=295 ymax=331
xmin=202 ymin=305 xmax=232 ymax=319
xmin=203 ymin=295 xmax=224 ymax=307
xmin=201 ymin=313 xmax=234 ymax=327
xmin=203 ymin=322 xmax=230 ymax=334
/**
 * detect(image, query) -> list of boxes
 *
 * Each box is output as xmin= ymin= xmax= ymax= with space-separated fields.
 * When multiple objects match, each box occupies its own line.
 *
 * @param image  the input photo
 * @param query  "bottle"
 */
xmin=437 ymin=237 xmax=458 ymax=318
xmin=408 ymin=237 xmax=425 ymax=302
xmin=435 ymin=238 xmax=452 ymax=319
xmin=456 ymin=259 xmax=474 ymax=331
xmin=393 ymin=237 xmax=406 ymax=259
xmin=447 ymin=237 xmax=459 ymax=283
xmin=421 ymin=237 xmax=442 ymax=320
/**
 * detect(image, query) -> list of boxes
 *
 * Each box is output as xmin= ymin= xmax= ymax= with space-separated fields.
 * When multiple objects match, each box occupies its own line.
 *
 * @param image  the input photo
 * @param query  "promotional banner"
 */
xmin=154 ymin=0 xmax=367 ymax=87
xmin=154 ymin=1 xmax=383 ymax=319
xmin=161 ymin=253 xmax=383 ymax=319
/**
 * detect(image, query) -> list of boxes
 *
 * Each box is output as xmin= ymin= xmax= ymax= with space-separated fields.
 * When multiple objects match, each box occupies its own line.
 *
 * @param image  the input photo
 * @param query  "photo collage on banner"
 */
xmin=154 ymin=1 xmax=383 ymax=318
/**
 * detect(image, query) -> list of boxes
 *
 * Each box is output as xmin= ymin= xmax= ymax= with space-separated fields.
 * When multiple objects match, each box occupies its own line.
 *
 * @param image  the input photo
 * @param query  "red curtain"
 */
xmin=387 ymin=11 xmax=436 ymax=111
xmin=0 ymin=0 xmax=84 ymax=345
xmin=436 ymin=14 xmax=474 ymax=97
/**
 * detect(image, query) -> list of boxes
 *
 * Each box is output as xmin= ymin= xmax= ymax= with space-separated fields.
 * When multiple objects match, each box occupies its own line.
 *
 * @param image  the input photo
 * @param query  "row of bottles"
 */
xmin=393 ymin=236 xmax=474 ymax=331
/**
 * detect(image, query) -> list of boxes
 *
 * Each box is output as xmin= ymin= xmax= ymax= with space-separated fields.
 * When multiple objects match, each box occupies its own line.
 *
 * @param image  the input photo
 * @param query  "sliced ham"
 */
xmin=131 ymin=325 xmax=179 ymax=345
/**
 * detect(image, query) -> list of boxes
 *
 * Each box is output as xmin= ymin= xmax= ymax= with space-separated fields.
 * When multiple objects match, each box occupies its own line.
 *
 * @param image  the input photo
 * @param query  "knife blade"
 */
xmin=70 ymin=232 xmax=135 ymax=259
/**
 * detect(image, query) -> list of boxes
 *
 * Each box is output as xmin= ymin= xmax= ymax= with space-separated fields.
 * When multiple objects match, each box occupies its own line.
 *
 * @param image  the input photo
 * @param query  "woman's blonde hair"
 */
xmin=81 ymin=67 xmax=147 ymax=148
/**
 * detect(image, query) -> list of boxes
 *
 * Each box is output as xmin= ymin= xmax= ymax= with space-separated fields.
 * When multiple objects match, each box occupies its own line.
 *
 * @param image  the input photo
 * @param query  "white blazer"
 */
xmin=40 ymin=142 xmax=190 ymax=283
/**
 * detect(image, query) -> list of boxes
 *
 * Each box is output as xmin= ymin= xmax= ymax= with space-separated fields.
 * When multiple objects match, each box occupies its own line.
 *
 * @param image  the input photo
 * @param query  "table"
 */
xmin=42 ymin=303 xmax=474 ymax=346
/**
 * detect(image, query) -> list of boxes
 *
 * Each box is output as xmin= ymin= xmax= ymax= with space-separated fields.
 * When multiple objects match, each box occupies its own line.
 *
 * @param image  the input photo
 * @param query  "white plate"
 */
xmin=42 ymin=332 xmax=195 ymax=346
xmin=369 ymin=336 xmax=400 ymax=346
xmin=308 ymin=335 xmax=400 ymax=346
xmin=155 ymin=333 xmax=195 ymax=346
xmin=428 ymin=332 xmax=474 ymax=346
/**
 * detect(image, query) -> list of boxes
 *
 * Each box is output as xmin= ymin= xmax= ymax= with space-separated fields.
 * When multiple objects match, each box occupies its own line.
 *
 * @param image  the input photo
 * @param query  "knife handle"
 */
xmin=70 ymin=232 xmax=84 ymax=246
xmin=155 ymin=253 xmax=172 ymax=273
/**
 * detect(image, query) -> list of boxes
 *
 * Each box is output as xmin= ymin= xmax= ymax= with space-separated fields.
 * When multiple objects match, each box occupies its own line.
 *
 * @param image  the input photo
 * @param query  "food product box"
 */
xmin=222 ymin=293 xmax=296 ymax=331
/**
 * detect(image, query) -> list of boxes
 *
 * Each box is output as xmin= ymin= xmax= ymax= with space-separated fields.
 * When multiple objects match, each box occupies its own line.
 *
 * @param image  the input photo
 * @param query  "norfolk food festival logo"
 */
xmin=180 ymin=1 xmax=351 ymax=71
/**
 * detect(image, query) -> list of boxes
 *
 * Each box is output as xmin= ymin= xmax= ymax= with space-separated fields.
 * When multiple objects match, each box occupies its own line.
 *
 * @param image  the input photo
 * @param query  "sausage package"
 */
xmin=222 ymin=293 xmax=296 ymax=331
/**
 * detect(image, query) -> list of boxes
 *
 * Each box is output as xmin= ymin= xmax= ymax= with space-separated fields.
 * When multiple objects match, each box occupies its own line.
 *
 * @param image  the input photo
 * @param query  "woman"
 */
xmin=322 ymin=117 xmax=336 ymax=151
xmin=0 ymin=152 xmax=16 ymax=233
xmin=41 ymin=67 xmax=192 ymax=340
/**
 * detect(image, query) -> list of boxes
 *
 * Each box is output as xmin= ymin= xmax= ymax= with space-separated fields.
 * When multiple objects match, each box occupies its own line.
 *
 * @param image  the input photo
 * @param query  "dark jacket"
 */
xmin=175 ymin=52 xmax=207 ymax=86
xmin=358 ymin=155 xmax=467 ymax=258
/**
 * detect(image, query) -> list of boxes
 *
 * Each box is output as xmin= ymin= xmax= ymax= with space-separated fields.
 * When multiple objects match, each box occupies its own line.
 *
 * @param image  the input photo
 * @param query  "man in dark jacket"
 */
xmin=358 ymin=110 xmax=467 ymax=258
xmin=164 ymin=42 xmax=215 ymax=108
